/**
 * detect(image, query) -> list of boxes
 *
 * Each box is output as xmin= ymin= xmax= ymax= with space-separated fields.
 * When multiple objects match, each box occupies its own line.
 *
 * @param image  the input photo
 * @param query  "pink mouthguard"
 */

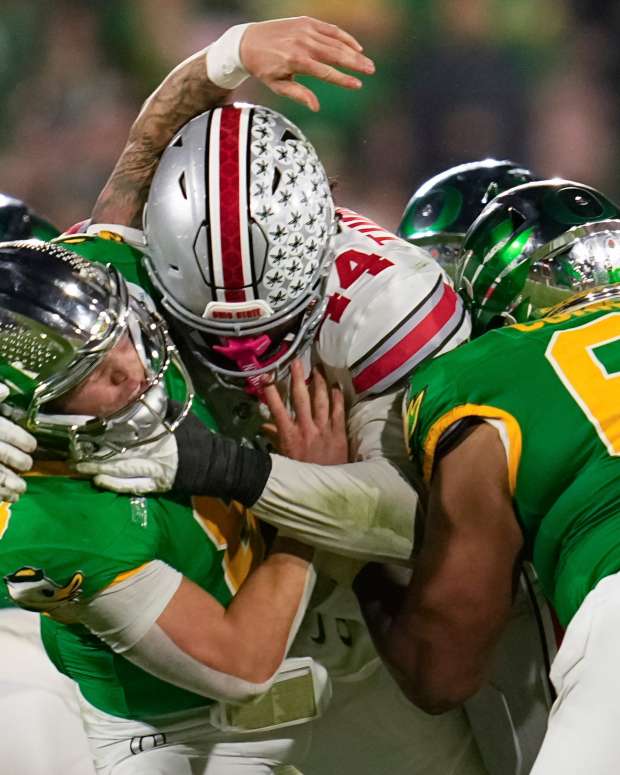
xmin=213 ymin=335 xmax=288 ymax=396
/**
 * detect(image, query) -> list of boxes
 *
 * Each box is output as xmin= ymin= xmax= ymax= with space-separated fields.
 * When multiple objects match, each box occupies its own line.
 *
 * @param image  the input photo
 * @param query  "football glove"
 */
xmin=75 ymin=432 xmax=178 ymax=494
xmin=0 ymin=383 xmax=37 ymax=502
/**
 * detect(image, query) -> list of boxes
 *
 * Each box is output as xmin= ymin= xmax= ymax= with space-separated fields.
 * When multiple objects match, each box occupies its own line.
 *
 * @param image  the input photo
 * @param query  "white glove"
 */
xmin=75 ymin=433 xmax=178 ymax=494
xmin=0 ymin=384 xmax=37 ymax=502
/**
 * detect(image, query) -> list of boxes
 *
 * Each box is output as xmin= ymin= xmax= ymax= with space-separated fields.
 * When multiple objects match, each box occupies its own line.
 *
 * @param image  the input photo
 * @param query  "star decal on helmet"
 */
xmin=268 ymin=288 xmax=287 ymax=307
xmin=254 ymin=111 xmax=273 ymax=126
xmin=253 ymin=140 xmax=269 ymax=157
xmin=288 ymin=278 xmax=306 ymax=296
xmin=270 ymin=224 xmax=287 ymax=242
xmin=305 ymin=238 xmax=319 ymax=256
xmin=288 ymin=234 xmax=304 ymax=252
xmin=265 ymin=270 xmax=285 ymax=288
xmin=253 ymin=159 xmax=269 ymax=176
xmin=285 ymin=258 xmax=303 ymax=276
xmin=304 ymin=259 xmax=318 ymax=277
xmin=256 ymin=205 xmax=274 ymax=221
xmin=269 ymin=246 xmax=288 ymax=266
xmin=252 ymin=124 xmax=271 ymax=139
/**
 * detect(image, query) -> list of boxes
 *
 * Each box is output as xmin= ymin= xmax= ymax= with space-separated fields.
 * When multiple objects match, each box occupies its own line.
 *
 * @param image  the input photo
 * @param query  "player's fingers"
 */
xmin=0 ymin=465 xmax=27 ymax=501
xmin=92 ymin=474 xmax=155 ymax=495
xmin=289 ymin=358 xmax=314 ymax=427
xmin=0 ymin=416 xmax=37 ymax=454
xmin=330 ymin=385 xmax=346 ymax=430
xmin=309 ymin=34 xmax=375 ymax=75
xmin=268 ymin=79 xmax=319 ymax=112
xmin=262 ymin=382 xmax=295 ymax=431
xmin=76 ymin=459 xmax=160 ymax=478
xmin=310 ymin=367 xmax=329 ymax=428
xmin=293 ymin=58 xmax=363 ymax=90
xmin=309 ymin=18 xmax=364 ymax=52
xmin=0 ymin=440 xmax=33 ymax=473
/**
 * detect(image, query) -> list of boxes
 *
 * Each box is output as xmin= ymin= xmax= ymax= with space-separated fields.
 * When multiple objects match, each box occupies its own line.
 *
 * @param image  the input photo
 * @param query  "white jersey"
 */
xmin=317 ymin=208 xmax=471 ymax=406
xmin=254 ymin=209 xmax=470 ymax=563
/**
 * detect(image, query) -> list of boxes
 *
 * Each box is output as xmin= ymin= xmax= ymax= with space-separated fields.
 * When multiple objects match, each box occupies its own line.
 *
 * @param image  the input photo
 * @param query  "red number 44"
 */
xmin=325 ymin=250 xmax=393 ymax=322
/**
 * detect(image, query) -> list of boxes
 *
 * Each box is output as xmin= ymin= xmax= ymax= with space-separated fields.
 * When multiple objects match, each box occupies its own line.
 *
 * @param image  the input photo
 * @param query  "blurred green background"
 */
xmin=1 ymin=0 xmax=618 ymax=231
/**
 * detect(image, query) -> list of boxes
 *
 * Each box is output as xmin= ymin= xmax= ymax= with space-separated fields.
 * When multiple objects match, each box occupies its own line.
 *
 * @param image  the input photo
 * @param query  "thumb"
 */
xmin=92 ymin=474 xmax=156 ymax=495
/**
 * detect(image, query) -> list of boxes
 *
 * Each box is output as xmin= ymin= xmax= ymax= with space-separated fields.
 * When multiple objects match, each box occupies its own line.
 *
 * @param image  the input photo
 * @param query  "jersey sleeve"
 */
xmin=77 ymin=560 xmax=182 ymax=652
xmin=317 ymin=209 xmax=471 ymax=403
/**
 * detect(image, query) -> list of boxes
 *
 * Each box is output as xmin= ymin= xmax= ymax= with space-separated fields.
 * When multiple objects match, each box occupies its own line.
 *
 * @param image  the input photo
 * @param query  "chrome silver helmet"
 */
xmin=0 ymin=240 xmax=193 ymax=460
xmin=143 ymin=103 xmax=336 ymax=389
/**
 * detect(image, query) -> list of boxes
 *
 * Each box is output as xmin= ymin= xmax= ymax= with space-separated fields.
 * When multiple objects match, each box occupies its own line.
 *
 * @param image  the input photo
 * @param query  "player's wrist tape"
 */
xmin=173 ymin=411 xmax=271 ymax=505
xmin=206 ymin=23 xmax=252 ymax=89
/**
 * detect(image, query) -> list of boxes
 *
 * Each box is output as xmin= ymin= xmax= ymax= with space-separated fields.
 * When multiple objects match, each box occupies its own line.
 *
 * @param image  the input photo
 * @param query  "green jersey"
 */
xmin=58 ymin=231 xmax=155 ymax=294
xmin=0 ymin=469 xmax=263 ymax=719
xmin=0 ymin=230 xmax=246 ymax=717
xmin=406 ymin=298 xmax=620 ymax=626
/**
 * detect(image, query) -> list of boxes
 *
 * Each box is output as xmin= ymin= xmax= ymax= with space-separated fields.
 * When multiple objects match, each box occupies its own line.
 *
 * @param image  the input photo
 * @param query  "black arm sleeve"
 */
xmin=171 ymin=410 xmax=272 ymax=506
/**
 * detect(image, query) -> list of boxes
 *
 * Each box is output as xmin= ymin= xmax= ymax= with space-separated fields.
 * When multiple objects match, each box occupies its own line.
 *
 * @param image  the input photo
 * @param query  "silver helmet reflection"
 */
xmin=143 ymin=103 xmax=336 ymax=389
xmin=0 ymin=240 xmax=193 ymax=460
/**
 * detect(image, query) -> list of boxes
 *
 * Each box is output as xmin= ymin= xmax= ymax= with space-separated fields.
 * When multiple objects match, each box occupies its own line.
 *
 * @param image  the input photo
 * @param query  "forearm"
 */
xmin=353 ymin=562 xmax=411 ymax=646
xmin=252 ymin=454 xmax=416 ymax=562
xmin=222 ymin=538 xmax=316 ymax=678
xmin=92 ymin=50 xmax=229 ymax=227
xmin=157 ymin=539 xmax=315 ymax=685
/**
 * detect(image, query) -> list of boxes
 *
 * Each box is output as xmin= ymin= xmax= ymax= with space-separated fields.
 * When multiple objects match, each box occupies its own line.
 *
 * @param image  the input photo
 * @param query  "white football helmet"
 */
xmin=143 ymin=103 xmax=336 ymax=388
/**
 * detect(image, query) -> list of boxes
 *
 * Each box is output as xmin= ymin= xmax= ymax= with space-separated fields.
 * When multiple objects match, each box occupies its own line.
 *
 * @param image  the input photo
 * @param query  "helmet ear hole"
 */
xmin=271 ymin=168 xmax=281 ymax=194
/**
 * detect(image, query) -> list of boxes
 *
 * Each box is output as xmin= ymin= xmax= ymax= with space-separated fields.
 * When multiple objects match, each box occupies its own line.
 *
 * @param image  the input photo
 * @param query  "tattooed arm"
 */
xmin=91 ymin=52 xmax=224 ymax=229
xmin=91 ymin=16 xmax=374 ymax=228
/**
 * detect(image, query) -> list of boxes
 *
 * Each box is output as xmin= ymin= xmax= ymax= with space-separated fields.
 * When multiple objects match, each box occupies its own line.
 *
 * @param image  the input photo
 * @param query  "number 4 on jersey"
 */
xmin=335 ymin=249 xmax=393 ymax=289
xmin=326 ymin=250 xmax=394 ymax=323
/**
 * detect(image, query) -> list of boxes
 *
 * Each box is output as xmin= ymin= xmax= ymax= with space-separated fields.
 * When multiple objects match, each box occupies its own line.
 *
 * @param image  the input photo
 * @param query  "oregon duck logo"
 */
xmin=4 ymin=567 xmax=84 ymax=612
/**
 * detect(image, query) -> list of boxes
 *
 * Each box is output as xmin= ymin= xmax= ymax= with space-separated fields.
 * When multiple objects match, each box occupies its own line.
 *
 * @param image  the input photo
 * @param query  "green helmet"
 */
xmin=456 ymin=179 xmax=620 ymax=335
xmin=397 ymin=160 xmax=536 ymax=277
xmin=0 ymin=193 xmax=59 ymax=241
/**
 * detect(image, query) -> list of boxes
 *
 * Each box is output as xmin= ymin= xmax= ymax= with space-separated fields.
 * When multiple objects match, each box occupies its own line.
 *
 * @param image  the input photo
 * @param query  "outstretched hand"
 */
xmin=92 ymin=14 xmax=374 ymax=227
xmin=241 ymin=16 xmax=375 ymax=111
xmin=262 ymin=359 xmax=349 ymax=465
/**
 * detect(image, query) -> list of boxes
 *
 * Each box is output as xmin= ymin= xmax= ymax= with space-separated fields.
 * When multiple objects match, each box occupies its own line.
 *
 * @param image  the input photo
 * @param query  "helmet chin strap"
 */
xmin=212 ymin=335 xmax=289 ymax=397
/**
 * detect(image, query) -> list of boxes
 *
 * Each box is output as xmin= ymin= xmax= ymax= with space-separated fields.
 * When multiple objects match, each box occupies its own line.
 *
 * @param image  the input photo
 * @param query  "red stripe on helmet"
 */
xmin=219 ymin=107 xmax=246 ymax=302
xmin=352 ymin=284 xmax=459 ymax=394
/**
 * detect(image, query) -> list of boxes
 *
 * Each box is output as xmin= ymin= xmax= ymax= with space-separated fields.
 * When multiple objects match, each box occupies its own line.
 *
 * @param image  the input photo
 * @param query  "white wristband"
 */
xmin=206 ymin=23 xmax=252 ymax=90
